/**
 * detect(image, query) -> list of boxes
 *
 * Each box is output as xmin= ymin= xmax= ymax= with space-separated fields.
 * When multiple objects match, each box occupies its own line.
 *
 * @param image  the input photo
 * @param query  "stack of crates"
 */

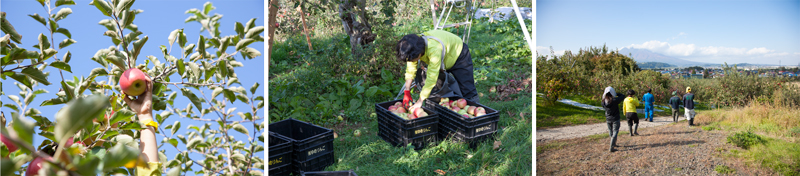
xmin=428 ymin=97 xmax=500 ymax=149
xmin=300 ymin=170 xmax=358 ymax=176
xmin=269 ymin=118 xmax=335 ymax=175
xmin=268 ymin=132 xmax=293 ymax=175
xmin=374 ymin=99 xmax=439 ymax=150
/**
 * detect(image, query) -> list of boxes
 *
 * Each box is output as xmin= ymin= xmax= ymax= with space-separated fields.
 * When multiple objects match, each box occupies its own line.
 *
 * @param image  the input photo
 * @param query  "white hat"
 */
xmin=603 ymin=86 xmax=616 ymax=98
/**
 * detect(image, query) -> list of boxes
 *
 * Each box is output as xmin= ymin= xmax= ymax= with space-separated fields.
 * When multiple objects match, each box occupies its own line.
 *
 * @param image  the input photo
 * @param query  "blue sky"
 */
xmin=536 ymin=0 xmax=800 ymax=65
xmin=1 ymin=0 xmax=264 ymax=174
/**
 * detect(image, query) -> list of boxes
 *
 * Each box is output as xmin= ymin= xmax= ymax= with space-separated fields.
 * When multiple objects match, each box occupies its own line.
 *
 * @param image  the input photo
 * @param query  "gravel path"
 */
xmin=537 ymin=116 xmax=677 ymax=143
xmin=536 ymin=124 xmax=774 ymax=175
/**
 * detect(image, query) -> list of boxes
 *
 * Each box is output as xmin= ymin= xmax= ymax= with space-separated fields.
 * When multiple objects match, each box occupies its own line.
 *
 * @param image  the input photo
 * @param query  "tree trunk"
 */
xmin=268 ymin=0 xmax=279 ymax=64
xmin=338 ymin=0 xmax=376 ymax=58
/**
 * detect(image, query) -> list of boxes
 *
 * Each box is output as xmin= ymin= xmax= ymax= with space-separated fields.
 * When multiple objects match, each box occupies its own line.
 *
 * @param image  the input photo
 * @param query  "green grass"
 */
xmin=324 ymin=95 xmax=532 ymax=175
xmin=715 ymin=165 xmax=735 ymax=174
xmin=724 ymin=137 xmax=800 ymax=175
xmin=536 ymin=96 xmax=607 ymax=129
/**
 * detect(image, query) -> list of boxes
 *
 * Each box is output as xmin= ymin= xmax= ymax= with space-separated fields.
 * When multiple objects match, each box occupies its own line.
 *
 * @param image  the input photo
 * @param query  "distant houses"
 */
xmin=650 ymin=66 xmax=800 ymax=79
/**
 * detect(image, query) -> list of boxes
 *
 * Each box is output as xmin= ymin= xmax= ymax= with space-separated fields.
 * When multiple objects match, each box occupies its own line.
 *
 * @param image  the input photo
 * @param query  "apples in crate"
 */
xmin=439 ymin=98 xmax=486 ymax=118
xmin=388 ymin=102 xmax=428 ymax=120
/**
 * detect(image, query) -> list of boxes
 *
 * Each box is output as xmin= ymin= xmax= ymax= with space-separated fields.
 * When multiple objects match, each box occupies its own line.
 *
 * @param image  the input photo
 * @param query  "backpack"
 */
xmin=413 ymin=35 xmax=462 ymax=99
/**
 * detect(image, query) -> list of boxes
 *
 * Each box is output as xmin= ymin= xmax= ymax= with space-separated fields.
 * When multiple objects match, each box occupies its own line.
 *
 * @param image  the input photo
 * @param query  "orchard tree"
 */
xmin=1 ymin=0 xmax=264 ymax=175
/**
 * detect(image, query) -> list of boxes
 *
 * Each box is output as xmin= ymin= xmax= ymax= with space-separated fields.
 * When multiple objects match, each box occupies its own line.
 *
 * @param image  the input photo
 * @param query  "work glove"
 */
xmin=403 ymin=90 xmax=413 ymax=109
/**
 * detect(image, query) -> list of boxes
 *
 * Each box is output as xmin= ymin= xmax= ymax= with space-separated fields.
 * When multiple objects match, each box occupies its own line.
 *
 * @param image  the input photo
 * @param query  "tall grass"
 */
xmin=697 ymin=102 xmax=800 ymax=138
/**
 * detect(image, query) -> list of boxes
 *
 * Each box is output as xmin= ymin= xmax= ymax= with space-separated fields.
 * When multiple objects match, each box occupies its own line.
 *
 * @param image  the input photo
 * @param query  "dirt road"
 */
xmin=537 ymin=116 xmax=678 ymax=143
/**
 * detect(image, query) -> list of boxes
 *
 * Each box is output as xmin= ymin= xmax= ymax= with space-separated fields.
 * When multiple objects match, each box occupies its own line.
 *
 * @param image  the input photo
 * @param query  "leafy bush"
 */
xmin=726 ymin=131 xmax=765 ymax=149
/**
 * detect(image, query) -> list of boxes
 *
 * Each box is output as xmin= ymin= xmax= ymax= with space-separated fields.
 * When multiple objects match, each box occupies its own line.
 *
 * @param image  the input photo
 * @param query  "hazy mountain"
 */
xmin=618 ymin=48 xmax=713 ymax=67
xmin=637 ymin=62 xmax=675 ymax=68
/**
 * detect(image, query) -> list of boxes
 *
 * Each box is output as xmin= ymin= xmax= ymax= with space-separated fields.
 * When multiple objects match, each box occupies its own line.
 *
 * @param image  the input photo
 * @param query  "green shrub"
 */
xmin=726 ymin=131 xmax=765 ymax=149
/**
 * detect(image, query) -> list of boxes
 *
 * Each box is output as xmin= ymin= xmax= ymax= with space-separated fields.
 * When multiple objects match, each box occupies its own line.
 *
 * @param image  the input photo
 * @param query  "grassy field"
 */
xmin=695 ymin=103 xmax=800 ymax=175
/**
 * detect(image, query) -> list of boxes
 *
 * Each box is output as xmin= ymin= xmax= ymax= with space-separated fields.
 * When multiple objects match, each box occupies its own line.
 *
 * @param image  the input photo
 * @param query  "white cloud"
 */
xmin=536 ymin=46 xmax=565 ymax=57
xmin=669 ymin=32 xmax=686 ymax=40
xmin=625 ymin=40 xmax=798 ymax=64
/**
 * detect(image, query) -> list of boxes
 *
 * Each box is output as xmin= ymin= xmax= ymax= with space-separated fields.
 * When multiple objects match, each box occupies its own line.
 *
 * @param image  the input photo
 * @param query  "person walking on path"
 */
xmin=683 ymin=87 xmax=696 ymax=126
xmin=623 ymin=89 xmax=641 ymax=136
xmin=642 ymin=88 xmax=655 ymax=122
xmin=602 ymin=87 xmax=626 ymax=152
xmin=668 ymin=91 xmax=682 ymax=122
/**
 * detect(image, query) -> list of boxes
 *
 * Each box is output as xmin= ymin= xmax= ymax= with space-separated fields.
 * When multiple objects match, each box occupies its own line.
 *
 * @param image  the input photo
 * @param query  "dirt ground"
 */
xmin=537 ymin=116 xmax=676 ymax=143
xmin=537 ymin=123 xmax=776 ymax=175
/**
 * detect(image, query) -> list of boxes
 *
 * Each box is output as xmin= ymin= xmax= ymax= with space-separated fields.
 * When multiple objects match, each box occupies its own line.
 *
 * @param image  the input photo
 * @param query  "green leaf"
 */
xmin=110 ymin=109 xmax=135 ymax=124
xmin=244 ymin=26 xmax=264 ymax=39
xmin=54 ymin=94 xmax=108 ymax=146
xmin=55 ymin=0 xmax=76 ymax=7
xmin=181 ymin=88 xmax=203 ymax=112
xmin=40 ymin=97 xmax=68 ymax=106
xmin=236 ymin=94 xmax=249 ymax=103
xmin=120 ymin=10 xmax=135 ymax=31
xmin=168 ymin=29 xmax=180 ymax=47
xmin=131 ymin=35 xmax=148 ymax=60
xmin=217 ymin=59 xmax=228 ymax=78
xmin=250 ymin=82 xmax=259 ymax=94
xmin=212 ymin=87 xmax=223 ymax=99
xmin=49 ymin=61 xmax=72 ymax=73
xmin=241 ymin=47 xmax=261 ymax=59
xmin=176 ymin=59 xmax=185 ymax=76
xmin=54 ymin=8 xmax=73 ymax=21
xmin=186 ymin=137 xmax=202 ymax=148
xmin=92 ymin=0 xmax=112 ymax=16
xmin=38 ymin=33 xmax=50 ymax=51
xmin=197 ymin=35 xmax=206 ymax=57
xmin=105 ymin=55 xmax=126 ymax=70
xmin=245 ymin=18 xmax=257 ymax=31
xmin=168 ymin=138 xmax=178 ymax=148
xmin=1 ymin=13 xmax=23 ymax=43
xmin=42 ymin=48 xmax=58 ymax=60
xmin=184 ymin=16 xmax=197 ymax=23
xmin=349 ymin=99 xmax=362 ymax=110
xmin=166 ymin=167 xmax=181 ymax=176
xmin=54 ymin=28 xmax=72 ymax=39
xmin=89 ymin=68 xmax=107 ymax=78
xmin=104 ymin=143 xmax=139 ymax=168
xmin=119 ymin=121 xmax=145 ymax=130
xmin=20 ymin=67 xmax=51 ymax=85
xmin=11 ymin=114 xmax=36 ymax=148
xmin=171 ymin=121 xmax=181 ymax=135
xmin=187 ymin=62 xmax=200 ymax=78
xmin=28 ymin=13 xmax=47 ymax=26
xmin=63 ymin=51 xmax=72 ymax=63
xmin=36 ymin=0 xmax=46 ymax=6
xmin=183 ymin=44 xmax=195 ymax=58
xmin=48 ymin=19 xmax=58 ymax=34
xmin=232 ymin=123 xmax=248 ymax=135
xmin=116 ymin=0 xmax=135 ymax=13
xmin=235 ymin=39 xmax=254 ymax=51
xmin=178 ymin=30 xmax=187 ymax=47
xmin=203 ymin=2 xmax=215 ymax=15
xmin=234 ymin=22 xmax=245 ymax=38
xmin=58 ymin=38 xmax=76 ymax=49
xmin=223 ymin=89 xmax=235 ymax=103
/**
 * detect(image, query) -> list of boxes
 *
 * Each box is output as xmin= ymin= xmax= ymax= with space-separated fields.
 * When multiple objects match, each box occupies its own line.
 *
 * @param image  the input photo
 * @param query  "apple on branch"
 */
xmin=119 ymin=68 xmax=150 ymax=96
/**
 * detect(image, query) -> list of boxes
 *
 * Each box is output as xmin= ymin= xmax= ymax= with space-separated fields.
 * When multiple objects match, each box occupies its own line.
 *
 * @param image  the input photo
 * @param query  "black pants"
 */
xmin=626 ymin=112 xmax=639 ymax=126
xmin=447 ymin=43 xmax=479 ymax=103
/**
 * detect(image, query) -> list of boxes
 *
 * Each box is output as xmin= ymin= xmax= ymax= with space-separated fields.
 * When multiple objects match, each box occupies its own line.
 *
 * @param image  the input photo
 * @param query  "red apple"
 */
xmin=396 ymin=107 xmax=406 ymax=113
xmin=450 ymin=101 xmax=458 ymax=109
xmin=408 ymin=113 xmax=417 ymax=119
xmin=388 ymin=105 xmax=398 ymax=111
xmin=452 ymin=106 xmax=461 ymax=112
xmin=457 ymin=99 xmax=467 ymax=108
xmin=462 ymin=114 xmax=470 ymax=118
xmin=394 ymin=102 xmax=402 ymax=107
xmin=119 ymin=68 xmax=149 ymax=96
xmin=1 ymin=135 xmax=18 ymax=152
xmin=26 ymin=156 xmax=52 ymax=176
xmin=467 ymin=106 xmax=477 ymax=115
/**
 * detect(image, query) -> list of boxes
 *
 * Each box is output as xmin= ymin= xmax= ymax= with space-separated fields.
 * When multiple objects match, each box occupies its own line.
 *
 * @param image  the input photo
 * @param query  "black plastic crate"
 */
xmin=269 ymin=118 xmax=335 ymax=162
xmin=268 ymin=161 xmax=293 ymax=176
xmin=294 ymin=151 xmax=335 ymax=174
xmin=378 ymin=125 xmax=438 ymax=149
xmin=374 ymin=99 xmax=439 ymax=129
xmin=269 ymin=132 xmax=293 ymax=174
xmin=427 ymin=97 xmax=500 ymax=128
xmin=439 ymin=114 xmax=499 ymax=138
xmin=438 ymin=122 xmax=497 ymax=149
xmin=301 ymin=170 xmax=358 ymax=176
xmin=376 ymin=115 xmax=438 ymax=139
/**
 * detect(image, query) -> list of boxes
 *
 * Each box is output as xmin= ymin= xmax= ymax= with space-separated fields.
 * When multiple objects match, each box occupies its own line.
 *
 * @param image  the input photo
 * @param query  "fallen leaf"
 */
xmin=434 ymin=169 xmax=446 ymax=175
xmin=493 ymin=141 xmax=502 ymax=150
xmin=333 ymin=132 xmax=338 ymax=139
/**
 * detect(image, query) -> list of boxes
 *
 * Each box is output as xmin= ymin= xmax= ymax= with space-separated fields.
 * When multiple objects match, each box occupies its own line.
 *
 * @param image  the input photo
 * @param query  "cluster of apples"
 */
xmin=387 ymin=102 xmax=428 ymax=120
xmin=439 ymin=98 xmax=486 ymax=118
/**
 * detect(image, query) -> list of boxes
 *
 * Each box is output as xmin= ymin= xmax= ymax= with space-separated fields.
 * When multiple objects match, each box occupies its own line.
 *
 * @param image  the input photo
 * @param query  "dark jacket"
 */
xmin=683 ymin=93 xmax=695 ymax=109
xmin=669 ymin=96 xmax=681 ymax=109
xmin=602 ymin=93 xmax=626 ymax=121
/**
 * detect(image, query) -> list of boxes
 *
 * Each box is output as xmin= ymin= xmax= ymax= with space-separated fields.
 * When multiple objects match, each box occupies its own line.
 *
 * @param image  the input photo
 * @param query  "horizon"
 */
xmin=536 ymin=0 xmax=800 ymax=65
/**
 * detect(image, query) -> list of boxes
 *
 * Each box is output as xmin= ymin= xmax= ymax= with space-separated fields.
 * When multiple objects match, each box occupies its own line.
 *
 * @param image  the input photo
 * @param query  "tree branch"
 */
xmin=2 ymin=62 xmax=45 ymax=73
xmin=154 ymin=81 xmax=222 ymax=87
